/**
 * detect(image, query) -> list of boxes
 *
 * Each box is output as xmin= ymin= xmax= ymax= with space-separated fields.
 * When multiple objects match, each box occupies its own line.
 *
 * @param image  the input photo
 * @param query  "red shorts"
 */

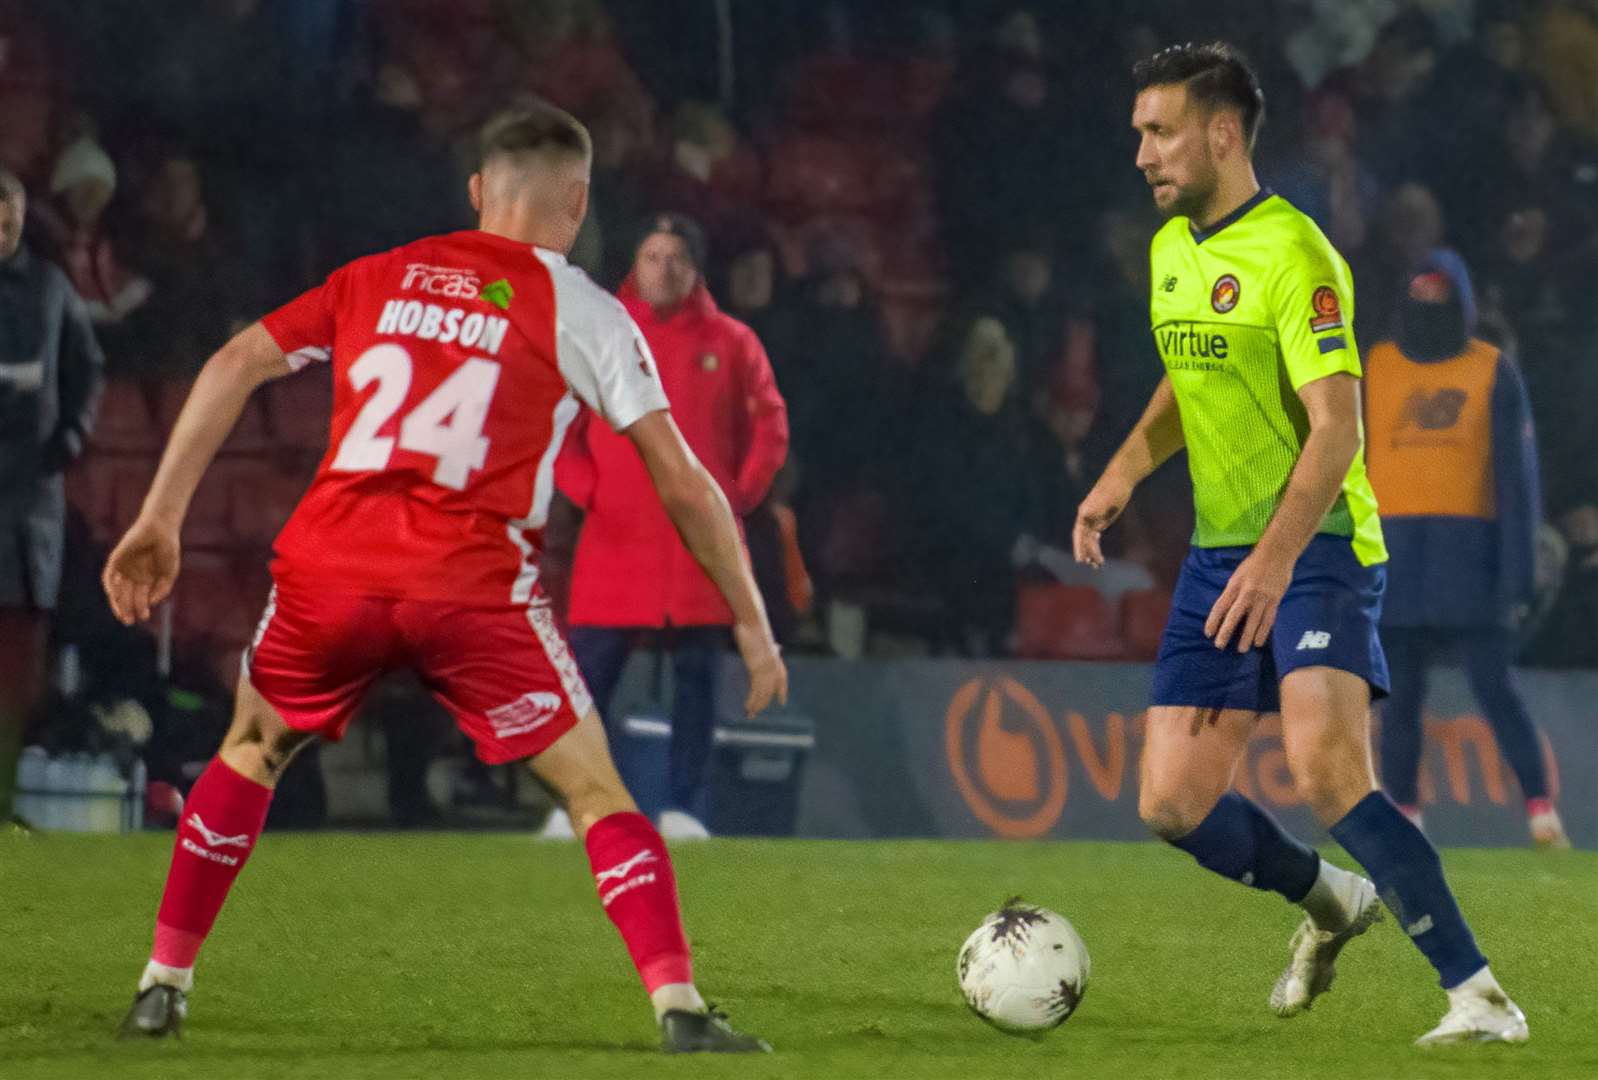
xmin=244 ymin=585 xmax=593 ymax=764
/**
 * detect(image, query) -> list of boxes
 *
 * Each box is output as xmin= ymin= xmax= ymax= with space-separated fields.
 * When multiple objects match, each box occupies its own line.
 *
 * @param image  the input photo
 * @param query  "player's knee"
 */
xmin=1292 ymin=762 xmax=1368 ymax=825
xmin=1139 ymin=795 xmax=1198 ymax=843
xmin=531 ymin=761 xmax=635 ymax=830
xmin=221 ymin=715 xmax=307 ymax=785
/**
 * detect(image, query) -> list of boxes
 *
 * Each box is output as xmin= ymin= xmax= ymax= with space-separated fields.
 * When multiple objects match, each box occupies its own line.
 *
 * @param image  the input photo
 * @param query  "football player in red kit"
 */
xmin=104 ymin=104 xmax=786 ymax=1053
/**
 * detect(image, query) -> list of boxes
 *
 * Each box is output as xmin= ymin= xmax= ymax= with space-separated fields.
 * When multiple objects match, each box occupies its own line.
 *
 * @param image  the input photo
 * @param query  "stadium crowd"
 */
xmin=2 ymin=0 xmax=1596 ymax=736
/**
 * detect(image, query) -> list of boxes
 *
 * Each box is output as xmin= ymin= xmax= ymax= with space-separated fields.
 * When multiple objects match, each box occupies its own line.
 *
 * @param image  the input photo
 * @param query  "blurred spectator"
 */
xmin=1529 ymin=0 xmax=1598 ymax=143
xmin=31 ymin=131 xmax=151 ymax=327
xmin=0 ymin=0 xmax=60 ymax=182
xmin=964 ymin=230 xmax=1071 ymax=413
xmin=773 ymin=250 xmax=906 ymax=588
xmin=553 ymin=214 xmax=787 ymax=839
xmin=1350 ymin=181 xmax=1445 ymax=344
xmin=0 ymin=167 xmax=104 ymax=823
xmin=1448 ymin=80 xmax=1598 ymax=273
xmin=1341 ymin=11 xmax=1449 ymax=188
xmin=112 ymin=151 xmax=249 ymax=377
xmin=1270 ymin=91 xmax=1379 ymax=254
xmin=583 ymin=97 xmax=655 ymax=289
xmin=931 ymin=8 xmax=1094 ymax=288
xmin=1282 ymin=0 xmax=1397 ymax=90
xmin=902 ymin=316 xmax=1055 ymax=655
xmin=645 ymin=101 xmax=762 ymax=250
xmin=1364 ymin=250 xmax=1569 ymax=849
xmin=322 ymin=63 xmax=470 ymax=269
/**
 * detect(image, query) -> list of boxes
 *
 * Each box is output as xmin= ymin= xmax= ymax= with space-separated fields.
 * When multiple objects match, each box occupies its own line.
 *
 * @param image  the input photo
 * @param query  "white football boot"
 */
xmin=1416 ymin=968 xmax=1529 ymax=1046
xmin=1270 ymin=863 xmax=1385 ymax=1017
xmin=536 ymin=807 xmax=576 ymax=840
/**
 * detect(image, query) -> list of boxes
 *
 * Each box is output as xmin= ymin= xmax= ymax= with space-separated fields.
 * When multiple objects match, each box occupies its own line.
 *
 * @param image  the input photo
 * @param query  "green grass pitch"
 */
xmin=4 ymin=833 xmax=1595 ymax=1079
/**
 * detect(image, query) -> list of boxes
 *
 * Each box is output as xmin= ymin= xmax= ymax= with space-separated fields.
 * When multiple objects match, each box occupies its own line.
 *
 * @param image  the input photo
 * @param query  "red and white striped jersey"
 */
xmin=259 ymin=229 xmax=668 ymax=604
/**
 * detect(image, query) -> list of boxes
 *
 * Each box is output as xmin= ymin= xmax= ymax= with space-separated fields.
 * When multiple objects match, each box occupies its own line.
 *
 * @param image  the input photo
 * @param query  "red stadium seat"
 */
xmin=1015 ymin=584 xmax=1127 ymax=661
xmin=1120 ymin=589 xmax=1173 ymax=661
xmin=89 ymin=380 xmax=160 ymax=454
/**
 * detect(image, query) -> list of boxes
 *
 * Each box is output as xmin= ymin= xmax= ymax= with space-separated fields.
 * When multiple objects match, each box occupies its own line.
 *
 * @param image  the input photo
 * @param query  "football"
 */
xmin=957 ymin=898 xmax=1090 ymax=1035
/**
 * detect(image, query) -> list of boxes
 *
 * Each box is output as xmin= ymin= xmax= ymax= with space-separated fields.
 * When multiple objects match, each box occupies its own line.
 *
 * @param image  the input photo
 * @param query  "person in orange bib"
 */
xmin=1364 ymin=248 xmax=1570 ymax=849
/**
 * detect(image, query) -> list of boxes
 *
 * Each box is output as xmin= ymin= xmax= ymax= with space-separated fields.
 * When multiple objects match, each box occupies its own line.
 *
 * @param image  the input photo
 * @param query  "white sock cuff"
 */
xmin=139 ymin=959 xmax=194 ymax=993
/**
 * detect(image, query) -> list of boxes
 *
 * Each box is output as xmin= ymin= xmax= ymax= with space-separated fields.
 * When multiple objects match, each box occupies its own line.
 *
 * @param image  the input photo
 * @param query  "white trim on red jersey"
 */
xmin=533 ymin=248 xmax=668 ymax=432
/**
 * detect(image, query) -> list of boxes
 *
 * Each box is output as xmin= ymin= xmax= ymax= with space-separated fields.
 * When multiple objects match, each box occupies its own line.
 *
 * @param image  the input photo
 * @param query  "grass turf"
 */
xmin=3 ymin=833 xmax=1594 ymax=1080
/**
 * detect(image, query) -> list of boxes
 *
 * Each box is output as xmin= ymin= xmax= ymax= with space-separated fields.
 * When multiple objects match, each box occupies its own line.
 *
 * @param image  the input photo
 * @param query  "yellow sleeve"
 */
xmin=1273 ymin=238 xmax=1361 ymax=391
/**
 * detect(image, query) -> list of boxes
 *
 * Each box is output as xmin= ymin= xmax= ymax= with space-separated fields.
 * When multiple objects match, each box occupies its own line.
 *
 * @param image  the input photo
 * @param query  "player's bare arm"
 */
xmin=1205 ymin=372 xmax=1363 ymax=651
xmin=625 ymin=408 xmax=788 ymax=717
xmin=102 ymin=322 xmax=292 ymax=625
xmin=1074 ymin=376 xmax=1185 ymax=568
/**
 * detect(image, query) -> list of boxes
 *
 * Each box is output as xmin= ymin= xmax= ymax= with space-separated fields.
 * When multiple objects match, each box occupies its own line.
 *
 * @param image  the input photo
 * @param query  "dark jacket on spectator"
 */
xmin=0 ymin=243 xmax=105 ymax=609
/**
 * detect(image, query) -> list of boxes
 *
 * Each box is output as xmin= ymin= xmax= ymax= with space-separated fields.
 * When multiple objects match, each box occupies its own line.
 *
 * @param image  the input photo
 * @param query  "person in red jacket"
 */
xmin=551 ymin=214 xmax=788 ymax=839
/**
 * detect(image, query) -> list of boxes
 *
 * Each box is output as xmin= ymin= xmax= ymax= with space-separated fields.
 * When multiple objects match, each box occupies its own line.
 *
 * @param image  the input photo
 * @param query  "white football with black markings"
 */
xmin=957 ymin=898 xmax=1090 ymax=1035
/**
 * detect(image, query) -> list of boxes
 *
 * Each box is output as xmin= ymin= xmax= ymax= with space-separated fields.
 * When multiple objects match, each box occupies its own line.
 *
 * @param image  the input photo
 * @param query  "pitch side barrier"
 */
xmin=655 ymin=657 xmax=1595 ymax=848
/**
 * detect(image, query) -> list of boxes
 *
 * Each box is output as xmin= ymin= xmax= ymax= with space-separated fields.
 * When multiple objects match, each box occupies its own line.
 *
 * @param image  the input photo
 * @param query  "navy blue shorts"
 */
xmin=1151 ymin=535 xmax=1389 ymax=713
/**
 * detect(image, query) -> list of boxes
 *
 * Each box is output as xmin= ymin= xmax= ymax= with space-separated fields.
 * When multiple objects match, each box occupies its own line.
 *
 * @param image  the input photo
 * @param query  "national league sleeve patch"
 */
xmin=1309 ymin=285 xmax=1344 ymax=333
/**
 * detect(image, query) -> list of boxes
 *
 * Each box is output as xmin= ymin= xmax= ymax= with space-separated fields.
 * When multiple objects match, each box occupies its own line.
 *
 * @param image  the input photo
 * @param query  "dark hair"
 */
xmin=479 ymin=103 xmax=592 ymax=167
xmin=1132 ymin=41 xmax=1266 ymax=150
xmin=638 ymin=212 xmax=707 ymax=272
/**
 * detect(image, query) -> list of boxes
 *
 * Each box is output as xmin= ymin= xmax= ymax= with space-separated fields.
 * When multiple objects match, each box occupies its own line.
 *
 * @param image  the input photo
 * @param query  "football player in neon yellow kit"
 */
xmin=1074 ymin=42 xmax=1527 ymax=1046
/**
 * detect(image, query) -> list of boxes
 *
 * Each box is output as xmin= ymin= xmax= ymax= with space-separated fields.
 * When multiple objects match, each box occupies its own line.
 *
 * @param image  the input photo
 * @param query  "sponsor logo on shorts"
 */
xmin=485 ymin=691 xmax=563 ymax=739
xmin=1295 ymin=631 xmax=1332 ymax=651
xmin=596 ymin=849 xmax=660 ymax=908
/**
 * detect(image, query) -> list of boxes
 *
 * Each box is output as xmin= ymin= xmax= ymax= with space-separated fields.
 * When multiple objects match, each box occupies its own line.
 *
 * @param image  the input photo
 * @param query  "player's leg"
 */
xmin=1457 ymin=629 xmax=1567 ymax=848
xmin=1142 ymin=545 xmax=1354 ymax=925
xmin=122 ymin=678 xmax=315 ymax=1037
xmin=417 ymin=600 xmax=769 ymax=1052
xmin=123 ymin=587 xmax=390 ymax=1038
xmin=1376 ymin=626 xmax=1430 ymax=825
xmin=1140 ymin=706 xmax=1346 ymax=914
xmin=543 ymin=626 xmax=633 ymax=837
xmin=1279 ymin=665 xmax=1527 ymax=1043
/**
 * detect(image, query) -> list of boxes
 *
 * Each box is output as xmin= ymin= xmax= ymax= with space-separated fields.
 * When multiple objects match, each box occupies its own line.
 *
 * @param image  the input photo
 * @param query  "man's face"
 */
xmin=1133 ymin=85 xmax=1221 ymax=220
xmin=0 ymin=184 xmax=25 ymax=260
xmin=634 ymin=232 xmax=698 ymax=310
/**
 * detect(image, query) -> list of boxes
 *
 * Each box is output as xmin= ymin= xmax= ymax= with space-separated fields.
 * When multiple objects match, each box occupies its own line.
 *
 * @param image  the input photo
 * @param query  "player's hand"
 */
xmin=733 ymin=620 xmax=788 ymax=718
xmin=1073 ymin=473 xmax=1134 ymax=569
xmin=103 ymin=515 xmax=181 ymax=626
xmin=1205 ymin=548 xmax=1293 ymax=653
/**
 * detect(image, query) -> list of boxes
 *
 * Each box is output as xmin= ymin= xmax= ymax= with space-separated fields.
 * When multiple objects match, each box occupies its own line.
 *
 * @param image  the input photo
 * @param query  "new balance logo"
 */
xmin=1295 ymin=631 xmax=1332 ymax=651
xmin=188 ymin=813 xmax=251 ymax=850
xmin=595 ymin=849 xmax=658 ymax=885
xmin=1406 ymin=915 xmax=1435 ymax=937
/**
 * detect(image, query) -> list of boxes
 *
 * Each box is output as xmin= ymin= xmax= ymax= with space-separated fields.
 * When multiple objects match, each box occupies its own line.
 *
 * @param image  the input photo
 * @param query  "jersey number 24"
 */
xmin=330 ymin=343 xmax=501 ymax=490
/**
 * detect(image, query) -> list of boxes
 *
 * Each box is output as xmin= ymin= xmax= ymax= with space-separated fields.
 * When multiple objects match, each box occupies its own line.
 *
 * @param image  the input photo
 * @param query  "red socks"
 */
xmin=584 ymin=812 xmax=693 ymax=992
xmin=151 ymin=757 xmax=273 ymax=969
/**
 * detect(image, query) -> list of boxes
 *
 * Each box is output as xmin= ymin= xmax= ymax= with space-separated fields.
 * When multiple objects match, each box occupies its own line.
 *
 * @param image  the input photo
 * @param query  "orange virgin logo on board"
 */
xmin=945 ymin=678 xmax=1067 ymax=838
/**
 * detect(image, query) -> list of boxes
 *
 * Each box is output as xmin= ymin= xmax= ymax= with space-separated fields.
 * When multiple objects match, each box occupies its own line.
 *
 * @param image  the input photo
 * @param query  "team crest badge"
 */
xmin=1210 ymin=275 xmax=1241 ymax=314
xmin=481 ymin=278 xmax=515 ymax=311
xmin=700 ymin=353 xmax=719 ymax=373
xmin=1309 ymin=285 xmax=1344 ymax=332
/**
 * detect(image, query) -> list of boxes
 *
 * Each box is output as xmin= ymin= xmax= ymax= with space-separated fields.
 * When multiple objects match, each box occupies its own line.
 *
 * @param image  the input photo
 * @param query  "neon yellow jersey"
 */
xmin=1149 ymin=190 xmax=1387 ymax=565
